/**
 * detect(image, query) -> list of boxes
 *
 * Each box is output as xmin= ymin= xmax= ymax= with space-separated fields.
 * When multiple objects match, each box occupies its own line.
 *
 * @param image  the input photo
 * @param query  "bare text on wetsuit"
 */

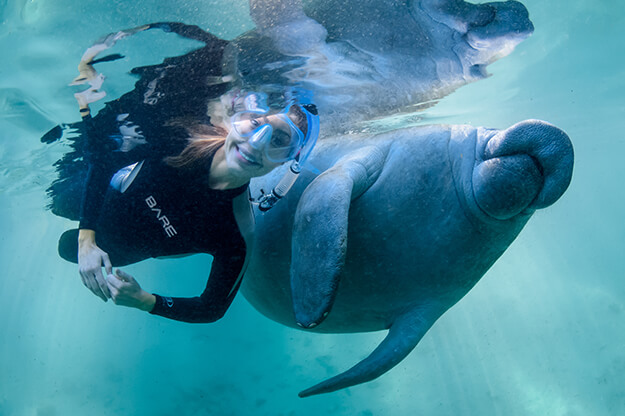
xmin=145 ymin=196 xmax=178 ymax=238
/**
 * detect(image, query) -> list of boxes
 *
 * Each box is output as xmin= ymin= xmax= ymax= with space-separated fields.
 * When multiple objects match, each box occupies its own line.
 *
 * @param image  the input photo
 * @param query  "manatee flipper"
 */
xmin=298 ymin=308 xmax=438 ymax=398
xmin=291 ymin=146 xmax=385 ymax=328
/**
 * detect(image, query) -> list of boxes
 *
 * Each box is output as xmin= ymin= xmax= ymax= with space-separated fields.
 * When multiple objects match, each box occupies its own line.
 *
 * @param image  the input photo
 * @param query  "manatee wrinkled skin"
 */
xmin=244 ymin=120 xmax=574 ymax=397
xmin=234 ymin=0 xmax=534 ymax=133
xmin=236 ymin=0 xmax=565 ymax=398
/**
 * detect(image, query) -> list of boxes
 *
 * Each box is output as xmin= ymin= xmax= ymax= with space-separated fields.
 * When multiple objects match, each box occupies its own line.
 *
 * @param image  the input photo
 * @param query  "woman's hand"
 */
xmin=78 ymin=229 xmax=112 ymax=301
xmin=107 ymin=269 xmax=156 ymax=312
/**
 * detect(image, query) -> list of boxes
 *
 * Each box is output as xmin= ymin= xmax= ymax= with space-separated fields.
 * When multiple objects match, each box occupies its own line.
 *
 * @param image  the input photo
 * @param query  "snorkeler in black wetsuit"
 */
xmin=58 ymin=143 xmax=251 ymax=323
xmin=48 ymin=22 xmax=320 ymax=323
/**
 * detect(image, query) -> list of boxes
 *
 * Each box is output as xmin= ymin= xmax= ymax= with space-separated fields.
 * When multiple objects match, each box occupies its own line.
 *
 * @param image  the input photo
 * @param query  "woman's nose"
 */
xmin=247 ymin=124 xmax=273 ymax=150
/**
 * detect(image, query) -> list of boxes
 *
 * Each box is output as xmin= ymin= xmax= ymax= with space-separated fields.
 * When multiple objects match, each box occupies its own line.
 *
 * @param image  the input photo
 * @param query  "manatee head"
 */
xmin=451 ymin=120 xmax=574 ymax=222
xmin=231 ymin=0 xmax=536 ymax=134
xmin=415 ymin=0 xmax=534 ymax=76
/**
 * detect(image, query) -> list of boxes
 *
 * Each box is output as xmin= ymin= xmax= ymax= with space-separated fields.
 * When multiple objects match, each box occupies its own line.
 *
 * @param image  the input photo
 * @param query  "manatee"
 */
xmin=232 ymin=0 xmax=534 ymax=132
xmin=243 ymin=120 xmax=574 ymax=397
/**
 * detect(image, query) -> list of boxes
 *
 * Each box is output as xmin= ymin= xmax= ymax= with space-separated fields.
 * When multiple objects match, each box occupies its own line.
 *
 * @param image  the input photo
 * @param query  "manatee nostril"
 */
xmin=473 ymin=154 xmax=543 ymax=220
xmin=464 ymin=1 xmax=533 ymax=51
xmin=469 ymin=64 xmax=487 ymax=78
xmin=482 ymin=120 xmax=574 ymax=210
xmin=528 ymin=155 xmax=544 ymax=176
xmin=466 ymin=4 xmax=496 ymax=29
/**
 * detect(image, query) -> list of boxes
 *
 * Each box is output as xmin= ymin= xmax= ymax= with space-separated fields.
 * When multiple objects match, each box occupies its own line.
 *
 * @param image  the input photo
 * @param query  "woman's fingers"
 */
xmin=77 ymin=241 xmax=114 ymax=302
xmin=106 ymin=272 xmax=123 ymax=288
xmin=94 ymin=268 xmax=112 ymax=299
xmin=107 ymin=275 xmax=120 ymax=302
xmin=81 ymin=270 xmax=107 ymax=301
xmin=79 ymin=260 xmax=112 ymax=301
xmin=79 ymin=272 xmax=93 ymax=296
xmin=103 ymin=252 xmax=113 ymax=275
xmin=107 ymin=272 xmax=134 ymax=307
xmin=115 ymin=269 xmax=134 ymax=283
xmin=106 ymin=269 xmax=146 ymax=309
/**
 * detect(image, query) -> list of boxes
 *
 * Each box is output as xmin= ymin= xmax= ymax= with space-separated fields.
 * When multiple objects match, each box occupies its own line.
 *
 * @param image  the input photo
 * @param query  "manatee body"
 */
xmin=234 ymin=0 xmax=534 ymax=132
xmin=243 ymin=120 xmax=574 ymax=397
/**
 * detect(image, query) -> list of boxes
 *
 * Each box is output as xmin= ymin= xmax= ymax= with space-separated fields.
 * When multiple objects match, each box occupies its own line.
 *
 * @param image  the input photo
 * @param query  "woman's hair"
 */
xmin=164 ymin=118 xmax=227 ymax=171
xmin=288 ymin=105 xmax=308 ymax=138
xmin=164 ymin=104 xmax=309 ymax=171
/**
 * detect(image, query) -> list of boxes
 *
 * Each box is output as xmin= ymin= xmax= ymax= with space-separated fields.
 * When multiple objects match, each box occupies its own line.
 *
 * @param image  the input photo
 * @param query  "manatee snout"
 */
xmin=473 ymin=120 xmax=574 ymax=220
xmin=463 ymin=1 xmax=534 ymax=64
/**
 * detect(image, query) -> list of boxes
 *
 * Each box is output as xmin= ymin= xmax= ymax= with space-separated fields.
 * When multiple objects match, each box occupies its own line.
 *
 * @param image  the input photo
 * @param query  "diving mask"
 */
xmin=233 ymin=92 xmax=320 ymax=211
xmin=230 ymin=109 xmax=305 ymax=163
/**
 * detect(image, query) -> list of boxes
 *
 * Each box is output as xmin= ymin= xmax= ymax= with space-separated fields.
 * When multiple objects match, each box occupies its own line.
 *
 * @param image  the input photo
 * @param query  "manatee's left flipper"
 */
xmin=298 ymin=306 xmax=440 ymax=397
xmin=248 ymin=0 xmax=327 ymax=54
xmin=291 ymin=146 xmax=386 ymax=328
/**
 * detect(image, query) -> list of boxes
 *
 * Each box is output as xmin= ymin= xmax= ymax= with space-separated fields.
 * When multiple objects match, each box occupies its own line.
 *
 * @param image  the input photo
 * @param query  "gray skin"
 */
xmin=244 ymin=120 xmax=574 ymax=397
xmin=234 ymin=0 xmax=534 ymax=133
xmin=236 ymin=0 xmax=561 ymax=398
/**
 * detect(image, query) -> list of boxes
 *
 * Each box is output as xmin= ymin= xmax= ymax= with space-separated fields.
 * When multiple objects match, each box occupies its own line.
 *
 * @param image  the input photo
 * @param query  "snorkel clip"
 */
xmin=255 ymin=189 xmax=281 ymax=212
xmin=252 ymin=161 xmax=302 ymax=212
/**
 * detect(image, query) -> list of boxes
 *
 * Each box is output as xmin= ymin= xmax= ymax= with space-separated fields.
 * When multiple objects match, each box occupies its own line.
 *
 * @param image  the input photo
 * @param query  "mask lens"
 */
xmin=232 ymin=112 xmax=263 ymax=137
xmin=231 ymin=111 xmax=304 ymax=163
xmin=270 ymin=112 xmax=306 ymax=161
xmin=263 ymin=128 xmax=297 ymax=162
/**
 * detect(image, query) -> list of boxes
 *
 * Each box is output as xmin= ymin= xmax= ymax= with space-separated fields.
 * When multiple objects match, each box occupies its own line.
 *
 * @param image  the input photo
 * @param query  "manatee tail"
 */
xmin=298 ymin=309 xmax=436 ymax=398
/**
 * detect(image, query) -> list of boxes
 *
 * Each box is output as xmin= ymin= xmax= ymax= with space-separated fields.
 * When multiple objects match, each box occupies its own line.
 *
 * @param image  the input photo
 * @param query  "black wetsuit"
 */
xmin=59 ymin=143 xmax=249 ymax=323
xmin=53 ymin=22 xmax=251 ymax=323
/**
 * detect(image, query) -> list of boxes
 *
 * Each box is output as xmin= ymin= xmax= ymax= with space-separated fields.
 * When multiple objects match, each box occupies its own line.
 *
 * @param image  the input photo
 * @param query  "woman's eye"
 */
xmin=272 ymin=132 xmax=290 ymax=147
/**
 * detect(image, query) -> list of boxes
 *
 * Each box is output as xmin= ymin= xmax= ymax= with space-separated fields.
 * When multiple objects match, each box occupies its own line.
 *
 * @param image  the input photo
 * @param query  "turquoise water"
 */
xmin=1 ymin=0 xmax=624 ymax=415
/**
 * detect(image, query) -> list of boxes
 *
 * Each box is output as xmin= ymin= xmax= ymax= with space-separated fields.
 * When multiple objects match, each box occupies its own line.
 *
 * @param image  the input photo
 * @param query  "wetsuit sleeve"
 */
xmin=149 ymin=243 xmax=247 ymax=323
xmin=78 ymin=114 xmax=124 ymax=230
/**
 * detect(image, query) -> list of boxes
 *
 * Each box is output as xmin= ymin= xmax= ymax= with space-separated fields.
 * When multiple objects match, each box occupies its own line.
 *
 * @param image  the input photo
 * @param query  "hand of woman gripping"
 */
xmin=107 ymin=269 xmax=156 ymax=312
xmin=78 ymin=229 xmax=112 ymax=301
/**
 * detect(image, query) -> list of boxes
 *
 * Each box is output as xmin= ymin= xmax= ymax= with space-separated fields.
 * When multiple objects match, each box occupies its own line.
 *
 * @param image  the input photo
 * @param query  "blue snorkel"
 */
xmin=254 ymin=102 xmax=320 ymax=211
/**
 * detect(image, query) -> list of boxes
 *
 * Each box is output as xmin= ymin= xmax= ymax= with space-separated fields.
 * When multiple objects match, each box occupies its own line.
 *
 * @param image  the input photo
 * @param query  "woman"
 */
xmin=59 ymin=88 xmax=318 ymax=323
xmin=53 ymin=22 xmax=320 ymax=323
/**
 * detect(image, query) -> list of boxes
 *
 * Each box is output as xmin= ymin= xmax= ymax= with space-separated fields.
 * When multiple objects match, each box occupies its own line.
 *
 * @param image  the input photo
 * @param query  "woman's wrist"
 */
xmin=78 ymin=229 xmax=96 ymax=245
xmin=139 ymin=292 xmax=156 ymax=312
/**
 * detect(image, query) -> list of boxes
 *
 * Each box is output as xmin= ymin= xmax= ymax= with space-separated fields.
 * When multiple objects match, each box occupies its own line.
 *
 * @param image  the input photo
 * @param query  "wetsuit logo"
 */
xmin=145 ymin=196 xmax=177 ymax=238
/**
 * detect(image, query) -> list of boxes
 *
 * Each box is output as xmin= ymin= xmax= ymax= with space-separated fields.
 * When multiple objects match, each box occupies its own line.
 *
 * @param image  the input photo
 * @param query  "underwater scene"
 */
xmin=0 ymin=0 xmax=623 ymax=415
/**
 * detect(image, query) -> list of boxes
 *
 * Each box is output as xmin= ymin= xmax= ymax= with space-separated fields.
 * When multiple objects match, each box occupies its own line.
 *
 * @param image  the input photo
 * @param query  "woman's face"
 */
xmin=224 ymin=112 xmax=296 ymax=179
